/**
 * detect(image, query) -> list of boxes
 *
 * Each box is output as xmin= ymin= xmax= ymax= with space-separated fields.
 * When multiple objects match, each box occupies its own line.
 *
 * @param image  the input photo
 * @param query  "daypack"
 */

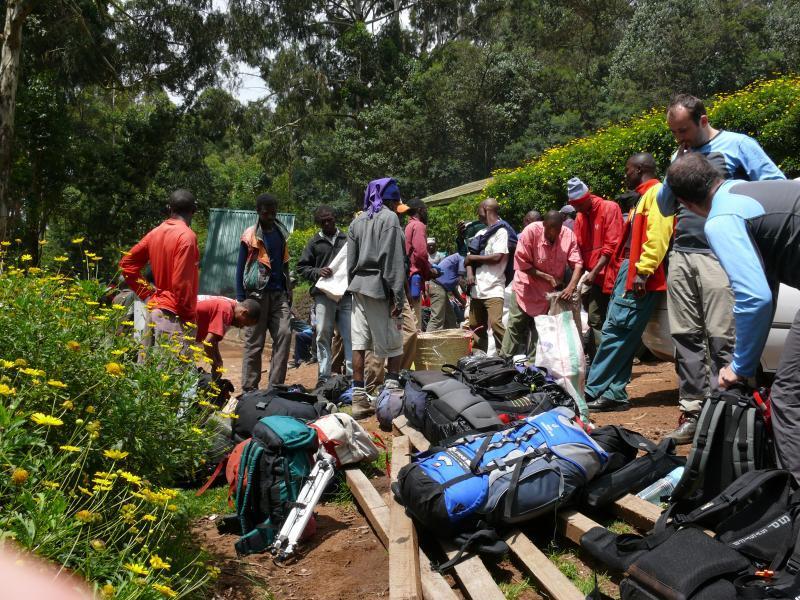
xmin=403 ymin=370 xmax=451 ymax=430
xmin=582 ymin=469 xmax=795 ymax=600
xmin=670 ymin=387 xmax=774 ymax=511
xmin=582 ymin=426 xmax=684 ymax=508
xmin=420 ymin=378 xmax=504 ymax=445
xmin=196 ymin=369 xmax=235 ymax=409
xmin=467 ymin=219 xmax=518 ymax=286
xmin=442 ymin=356 xmax=532 ymax=402
xmin=314 ymin=374 xmax=352 ymax=405
xmin=395 ymin=407 xmax=607 ymax=541
xmin=227 ymin=416 xmax=318 ymax=555
xmin=310 ymin=413 xmax=380 ymax=468
xmin=376 ymin=386 xmax=405 ymax=432
xmin=233 ymin=387 xmax=333 ymax=442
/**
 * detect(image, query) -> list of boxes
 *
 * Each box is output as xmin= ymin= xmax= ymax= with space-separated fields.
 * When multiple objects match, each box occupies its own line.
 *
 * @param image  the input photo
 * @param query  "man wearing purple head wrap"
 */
xmin=347 ymin=177 xmax=409 ymax=418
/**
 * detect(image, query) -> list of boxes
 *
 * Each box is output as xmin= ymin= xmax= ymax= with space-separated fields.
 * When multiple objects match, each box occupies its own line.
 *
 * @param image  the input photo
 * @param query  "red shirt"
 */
xmin=513 ymin=222 xmax=582 ymax=317
xmin=573 ymin=195 xmax=623 ymax=281
xmin=119 ymin=218 xmax=199 ymax=322
xmin=195 ymin=297 xmax=236 ymax=342
xmin=405 ymin=217 xmax=434 ymax=280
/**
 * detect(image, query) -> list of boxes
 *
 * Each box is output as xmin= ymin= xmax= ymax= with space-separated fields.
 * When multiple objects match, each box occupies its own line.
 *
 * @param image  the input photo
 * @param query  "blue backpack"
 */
xmin=395 ymin=408 xmax=607 ymax=538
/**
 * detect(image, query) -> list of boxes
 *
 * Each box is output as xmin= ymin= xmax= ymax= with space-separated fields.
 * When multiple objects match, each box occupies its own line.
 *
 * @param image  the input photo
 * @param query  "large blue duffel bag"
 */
xmin=395 ymin=407 xmax=607 ymax=538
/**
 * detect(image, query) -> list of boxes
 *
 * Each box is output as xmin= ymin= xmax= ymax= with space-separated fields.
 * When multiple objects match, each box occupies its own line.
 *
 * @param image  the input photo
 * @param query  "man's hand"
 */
xmin=457 ymin=220 xmax=466 ymax=236
xmin=319 ymin=267 xmax=333 ymax=278
xmin=584 ymin=269 xmax=598 ymax=285
xmin=559 ymin=283 xmax=576 ymax=301
xmin=719 ymin=365 xmax=744 ymax=390
xmin=465 ymin=274 xmax=475 ymax=286
xmin=632 ymin=273 xmax=648 ymax=297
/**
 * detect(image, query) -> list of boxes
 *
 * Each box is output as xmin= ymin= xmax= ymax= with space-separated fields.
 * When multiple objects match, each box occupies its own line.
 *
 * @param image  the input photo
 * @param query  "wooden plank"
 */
xmin=390 ymin=436 xmax=423 ymax=600
xmin=345 ymin=469 xmax=458 ymax=600
xmin=558 ymin=510 xmax=603 ymax=545
xmin=394 ymin=415 xmax=430 ymax=451
xmin=611 ymin=494 xmax=661 ymax=531
xmin=441 ymin=541 xmax=507 ymax=600
xmin=344 ymin=469 xmax=390 ymax=548
xmin=506 ymin=532 xmax=584 ymax=600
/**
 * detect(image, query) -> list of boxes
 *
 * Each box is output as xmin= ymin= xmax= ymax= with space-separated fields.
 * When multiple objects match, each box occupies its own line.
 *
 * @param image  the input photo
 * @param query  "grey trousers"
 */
xmin=427 ymin=281 xmax=457 ymax=331
xmin=667 ymin=251 xmax=735 ymax=414
xmin=500 ymin=293 xmax=538 ymax=358
xmin=241 ymin=290 xmax=292 ymax=391
xmin=771 ymin=308 xmax=800 ymax=484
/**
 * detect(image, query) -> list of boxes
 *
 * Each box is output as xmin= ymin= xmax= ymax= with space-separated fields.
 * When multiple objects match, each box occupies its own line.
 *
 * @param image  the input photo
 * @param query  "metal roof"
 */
xmin=199 ymin=208 xmax=296 ymax=297
xmin=421 ymin=177 xmax=494 ymax=206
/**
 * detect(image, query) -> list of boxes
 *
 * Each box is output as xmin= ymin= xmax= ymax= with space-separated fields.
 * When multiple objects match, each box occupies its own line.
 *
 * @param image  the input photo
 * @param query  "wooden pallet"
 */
xmin=346 ymin=416 xmax=664 ymax=600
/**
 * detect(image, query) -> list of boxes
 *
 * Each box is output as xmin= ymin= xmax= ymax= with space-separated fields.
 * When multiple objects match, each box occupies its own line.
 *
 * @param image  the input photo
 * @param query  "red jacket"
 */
xmin=405 ymin=217 xmax=433 ymax=280
xmin=119 ymin=218 xmax=199 ymax=323
xmin=573 ymin=195 xmax=623 ymax=282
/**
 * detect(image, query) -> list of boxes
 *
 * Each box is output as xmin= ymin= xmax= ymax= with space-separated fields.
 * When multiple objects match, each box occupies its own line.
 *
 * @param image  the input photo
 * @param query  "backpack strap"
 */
xmin=672 ymin=398 xmax=725 ymax=501
xmin=732 ymin=406 xmax=755 ymax=478
xmin=237 ymin=443 xmax=264 ymax=535
xmin=434 ymin=527 xmax=509 ymax=573
xmin=503 ymin=459 xmax=562 ymax=521
xmin=235 ymin=522 xmax=277 ymax=556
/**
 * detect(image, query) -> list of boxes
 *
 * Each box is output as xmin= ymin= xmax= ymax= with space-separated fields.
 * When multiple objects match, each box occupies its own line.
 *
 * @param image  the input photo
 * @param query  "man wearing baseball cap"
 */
xmin=567 ymin=177 xmax=623 ymax=358
xmin=559 ymin=205 xmax=576 ymax=230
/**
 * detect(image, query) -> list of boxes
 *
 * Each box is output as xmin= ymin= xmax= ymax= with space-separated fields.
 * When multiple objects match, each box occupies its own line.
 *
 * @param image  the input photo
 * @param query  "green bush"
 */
xmin=482 ymin=76 xmax=800 ymax=227
xmin=0 ymin=245 xmax=226 ymax=598
xmin=426 ymin=195 xmax=481 ymax=256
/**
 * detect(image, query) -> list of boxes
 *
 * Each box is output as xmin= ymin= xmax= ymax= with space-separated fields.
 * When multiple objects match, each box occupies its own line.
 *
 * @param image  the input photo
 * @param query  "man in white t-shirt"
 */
xmin=465 ymin=198 xmax=510 ymax=352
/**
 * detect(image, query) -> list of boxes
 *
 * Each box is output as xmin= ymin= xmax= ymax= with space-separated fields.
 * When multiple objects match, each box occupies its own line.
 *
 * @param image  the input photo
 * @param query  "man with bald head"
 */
xmin=585 ymin=153 xmax=674 ymax=411
xmin=523 ymin=210 xmax=542 ymax=228
xmin=657 ymin=94 xmax=784 ymax=441
xmin=465 ymin=198 xmax=517 ymax=353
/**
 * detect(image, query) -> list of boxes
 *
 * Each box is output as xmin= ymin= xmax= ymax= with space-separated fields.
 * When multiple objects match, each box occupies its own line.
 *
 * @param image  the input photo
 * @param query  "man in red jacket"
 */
xmin=120 ymin=189 xmax=200 ymax=354
xmin=567 ymin=177 xmax=623 ymax=358
xmin=404 ymin=198 xmax=438 ymax=329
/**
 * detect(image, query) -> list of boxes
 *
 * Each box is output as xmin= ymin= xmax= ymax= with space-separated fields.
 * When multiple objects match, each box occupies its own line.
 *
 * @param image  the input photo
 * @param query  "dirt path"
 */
xmin=200 ymin=339 xmax=684 ymax=599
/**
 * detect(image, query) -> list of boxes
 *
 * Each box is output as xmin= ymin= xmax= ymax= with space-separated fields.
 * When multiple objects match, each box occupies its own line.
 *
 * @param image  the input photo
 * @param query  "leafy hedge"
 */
xmin=481 ymin=76 xmax=800 ymax=228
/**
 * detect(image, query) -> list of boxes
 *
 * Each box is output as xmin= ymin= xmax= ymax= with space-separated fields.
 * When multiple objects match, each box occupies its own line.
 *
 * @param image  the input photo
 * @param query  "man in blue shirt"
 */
xmin=236 ymin=193 xmax=292 ymax=391
xmin=426 ymin=252 xmax=465 ymax=331
xmin=657 ymin=94 xmax=785 ymax=444
xmin=666 ymin=153 xmax=800 ymax=481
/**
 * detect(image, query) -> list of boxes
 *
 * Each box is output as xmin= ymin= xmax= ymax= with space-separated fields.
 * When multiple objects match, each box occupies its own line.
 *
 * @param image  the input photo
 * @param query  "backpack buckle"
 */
xmin=786 ymin=558 xmax=800 ymax=575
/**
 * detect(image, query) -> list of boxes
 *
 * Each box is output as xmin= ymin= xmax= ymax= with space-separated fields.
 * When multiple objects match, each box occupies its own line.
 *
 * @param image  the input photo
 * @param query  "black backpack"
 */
xmin=582 ymin=426 xmax=684 ymax=508
xmin=582 ymin=469 xmax=795 ymax=600
xmin=670 ymin=387 xmax=774 ymax=511
xmin=233 ymin=387 xmax=332 ymax=442
xmin=419 ymin=378 xmax=503 ymax=445
xmin=442 ymin=356 xmax=533 ymax=402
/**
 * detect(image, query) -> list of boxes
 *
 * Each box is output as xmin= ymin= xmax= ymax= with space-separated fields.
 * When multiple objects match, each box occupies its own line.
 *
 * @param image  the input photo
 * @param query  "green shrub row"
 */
xmin=480 ymin=76 xmax=800 ymax=228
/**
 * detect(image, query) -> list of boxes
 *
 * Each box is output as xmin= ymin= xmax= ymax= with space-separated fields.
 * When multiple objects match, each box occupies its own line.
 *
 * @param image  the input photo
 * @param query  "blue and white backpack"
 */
xmin=395 ymin=407 xmax=607 ymax=538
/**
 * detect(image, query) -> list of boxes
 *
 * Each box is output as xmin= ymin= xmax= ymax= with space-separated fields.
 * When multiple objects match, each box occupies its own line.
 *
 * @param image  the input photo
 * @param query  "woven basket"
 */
xmin=414 ymin=329 xmax=472 ymax=371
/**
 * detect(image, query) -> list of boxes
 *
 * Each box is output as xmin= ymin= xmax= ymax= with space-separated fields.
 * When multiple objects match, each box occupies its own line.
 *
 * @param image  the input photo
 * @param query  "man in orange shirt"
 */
xmin=195 ymin=296 xmax=260 ymax=376
xmin=120 ymin=189 xmax=200 ymax=353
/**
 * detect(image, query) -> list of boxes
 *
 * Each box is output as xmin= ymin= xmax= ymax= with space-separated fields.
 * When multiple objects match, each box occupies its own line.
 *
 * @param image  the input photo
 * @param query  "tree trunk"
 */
xmin=0 ymin=0 xmax=34 ymax=242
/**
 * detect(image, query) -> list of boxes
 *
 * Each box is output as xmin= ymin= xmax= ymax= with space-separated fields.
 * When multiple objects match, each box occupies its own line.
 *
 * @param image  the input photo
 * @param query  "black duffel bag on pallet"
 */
xmin=233 ymin=386 xmax=332 ymax=442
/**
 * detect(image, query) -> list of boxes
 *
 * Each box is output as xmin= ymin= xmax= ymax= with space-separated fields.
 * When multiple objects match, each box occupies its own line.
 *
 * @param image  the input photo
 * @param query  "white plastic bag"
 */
xmin=315 ymin=245 xmax=348 ymax=302
xmin=534 ymin=310 xmax=589 ymax=419
xmin=310 ymin=413 xmax=380 ymax=467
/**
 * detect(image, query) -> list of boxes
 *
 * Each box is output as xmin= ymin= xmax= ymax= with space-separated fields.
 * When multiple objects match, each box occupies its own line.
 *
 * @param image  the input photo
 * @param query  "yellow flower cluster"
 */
xmin=105 ymin=362 xmax=124 ymax=377
xmin=30 ymin=412 xmax=64 ymax=427
xmin=75 ymin=509 xmax=102 ymax=524
xmin=103 ymin=449 xmax=129 ymax=460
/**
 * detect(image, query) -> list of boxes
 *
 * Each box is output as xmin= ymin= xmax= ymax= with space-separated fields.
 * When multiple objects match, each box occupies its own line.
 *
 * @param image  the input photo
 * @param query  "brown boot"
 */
xmin=663 ymin=413 xmax=698 ymax=445
xmin=351 ymin=387 xmax=374 ymax=420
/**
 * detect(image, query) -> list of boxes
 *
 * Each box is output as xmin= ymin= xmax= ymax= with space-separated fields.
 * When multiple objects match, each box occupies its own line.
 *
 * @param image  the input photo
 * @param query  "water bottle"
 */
xmin=636 ymin=466 xmax=685 ymax=504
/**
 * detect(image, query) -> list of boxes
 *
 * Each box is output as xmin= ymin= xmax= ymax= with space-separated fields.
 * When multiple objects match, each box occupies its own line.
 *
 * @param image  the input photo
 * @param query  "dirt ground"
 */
xmin=198 ymin=338 xmax=684 ymax=600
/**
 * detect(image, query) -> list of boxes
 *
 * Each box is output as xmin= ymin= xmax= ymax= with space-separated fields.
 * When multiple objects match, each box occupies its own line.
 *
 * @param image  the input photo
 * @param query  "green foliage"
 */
xmin=499 ymin=578 xmax=534 ymax=600
xmin=287 ymin=226 xmax=317 ymax=273
xmin=484 ymin=76 xmax=800 ymax=226
xmin=0 ymin=251 xmax=230 ymax=598
xmin=427 ymin=195 xmax=481 ymax=254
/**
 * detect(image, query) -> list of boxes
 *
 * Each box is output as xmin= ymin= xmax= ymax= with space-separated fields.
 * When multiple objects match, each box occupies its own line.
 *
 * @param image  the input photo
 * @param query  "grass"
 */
xmin=546 ymin=545 xmax=612 ymax=596
xmin=181 ymin=486 xmax=230 ymax=520
xmin=499 ymin=578 xmax=535 ymax=600
xmin=331 ymin=476 xmax=355 ymax=507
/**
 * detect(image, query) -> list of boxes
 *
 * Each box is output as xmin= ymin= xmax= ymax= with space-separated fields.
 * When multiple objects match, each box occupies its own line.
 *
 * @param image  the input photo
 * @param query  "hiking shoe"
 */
xmin=586 ymin=396 xmax=631 ymax=412
xmin=351 ymin=387 xmax=375 ymax=420
xmin=664 ymin=413 xmax=698 ymax=445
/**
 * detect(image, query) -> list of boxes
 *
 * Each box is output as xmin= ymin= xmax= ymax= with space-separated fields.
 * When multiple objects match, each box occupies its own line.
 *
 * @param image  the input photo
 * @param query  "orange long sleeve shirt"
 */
xmin=119 ymin=218 xmax=199 ymax=323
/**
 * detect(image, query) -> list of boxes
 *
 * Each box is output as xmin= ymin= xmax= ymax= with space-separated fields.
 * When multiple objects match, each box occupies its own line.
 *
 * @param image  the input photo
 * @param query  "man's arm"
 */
xmin=346 ymin=225 xmax=358 ymax=285
xmin=636 ymin=184 xmax=675 ymax=277
xmin=119 ymin=236 xmax=152 ymax=301
xmin=203 ymin=333 xmax=224 ymax=376
xmin=296 ymin=238 xmax=323 ymax=283
xmin=705 ymin=215 xmax=773 ymax=379
xmin=561 ymin=234 xmax=584 ymax=300
xmin=381 ymin=221 xmax=407 ymax=313
xmin=739 ymin=136 xmax=785 ymax=181
xmin=409 ymin=223 xmax=434 ymax=280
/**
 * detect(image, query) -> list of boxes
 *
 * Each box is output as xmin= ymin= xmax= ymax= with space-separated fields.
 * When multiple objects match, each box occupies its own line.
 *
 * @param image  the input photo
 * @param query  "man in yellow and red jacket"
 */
xmin=585 ymin=153 xmax=674 ymax=412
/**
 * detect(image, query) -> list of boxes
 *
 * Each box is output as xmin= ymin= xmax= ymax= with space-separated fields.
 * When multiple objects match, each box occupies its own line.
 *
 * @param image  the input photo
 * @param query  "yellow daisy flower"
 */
xmin=11 ymin=468 xmax=29 ymax=485
xmin=71 ymin=237 xmax=85 ymax=244
xmin=103 ymin=449 xmax=129 ymax=460
xmin=0 ymin=383 xmax=15 ymax=395
xmin=30 ymin=413 xmax=63 ymax=427
xmin=149 ymin=554 xmax=171 ymax=570
xmin=151 ymin=583 xmax=177 ymax=598
xmin=60 ymin=445 xmax=82 ymax=452
xmin=46 ymin=379 xmax=67 ymax=389
xmin=105 ymin=362 xmax=124 ymax=377
xmin=123 ymin=562 xmax=150 ymax=576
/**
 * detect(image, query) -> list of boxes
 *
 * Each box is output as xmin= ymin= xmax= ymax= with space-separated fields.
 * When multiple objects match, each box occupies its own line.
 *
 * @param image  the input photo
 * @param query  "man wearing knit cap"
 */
xmin=567 ymin=177 xmax=623 ymax=358
xmin=347 ymin=177 xmax=409 ymax=419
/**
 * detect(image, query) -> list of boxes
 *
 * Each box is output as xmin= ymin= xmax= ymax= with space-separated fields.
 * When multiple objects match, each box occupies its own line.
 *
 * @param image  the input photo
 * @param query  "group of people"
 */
xmin=116 ymin=92 xmax=800 ymax=483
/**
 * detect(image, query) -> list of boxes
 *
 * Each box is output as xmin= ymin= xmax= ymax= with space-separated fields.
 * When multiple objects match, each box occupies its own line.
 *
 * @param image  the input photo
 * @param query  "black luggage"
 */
xmin=420 ymin=378 xmax=503 ymax=445
xmin=233 ymin=387 xmax=332 ymax=442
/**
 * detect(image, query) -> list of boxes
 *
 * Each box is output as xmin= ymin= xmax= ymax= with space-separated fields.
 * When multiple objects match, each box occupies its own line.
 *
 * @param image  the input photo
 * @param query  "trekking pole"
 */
xmin=270 ymin=448 xmax=337 ymax=562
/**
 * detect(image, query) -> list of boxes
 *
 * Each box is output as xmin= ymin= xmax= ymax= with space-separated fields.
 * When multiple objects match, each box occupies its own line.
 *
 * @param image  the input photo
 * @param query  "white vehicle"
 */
xmin=642 ymin=284 xmax=800 ymax=380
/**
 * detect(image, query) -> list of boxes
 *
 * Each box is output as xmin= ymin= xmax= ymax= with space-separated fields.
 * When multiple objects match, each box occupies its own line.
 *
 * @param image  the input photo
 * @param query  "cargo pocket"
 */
xmin=607 ymin=295 xmax=642 ymax=330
